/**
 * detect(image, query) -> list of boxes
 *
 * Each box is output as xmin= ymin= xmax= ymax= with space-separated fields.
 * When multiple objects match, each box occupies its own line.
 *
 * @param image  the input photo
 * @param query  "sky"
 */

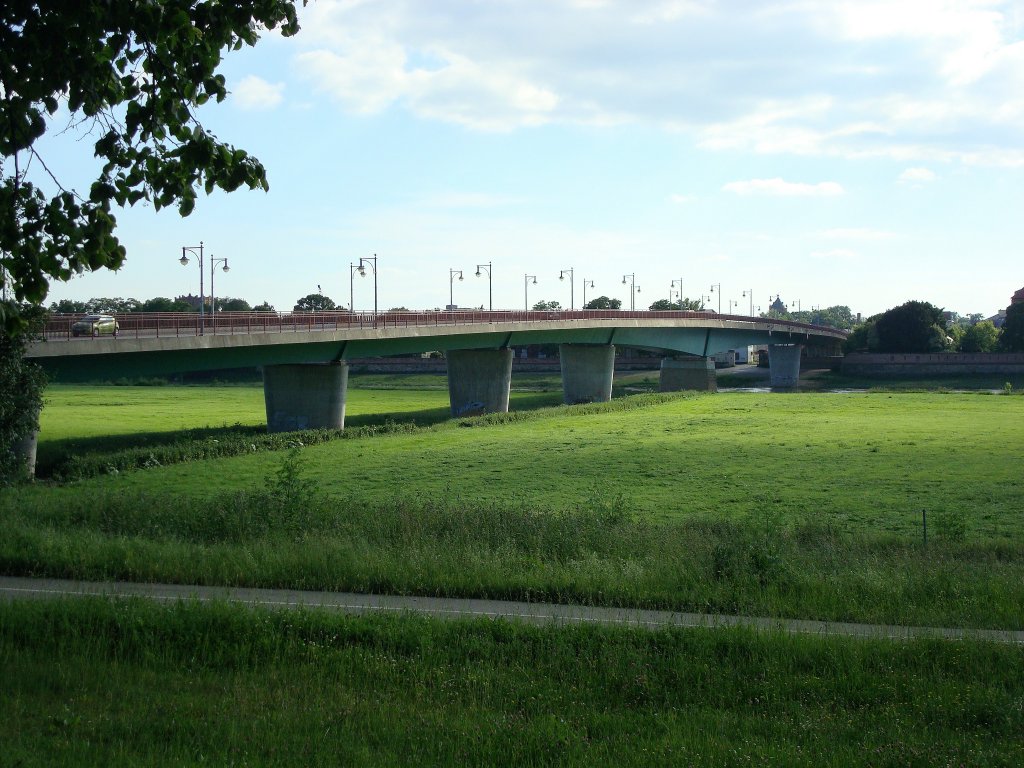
xmin=34 ymin=0 xmax=1024 ymax=318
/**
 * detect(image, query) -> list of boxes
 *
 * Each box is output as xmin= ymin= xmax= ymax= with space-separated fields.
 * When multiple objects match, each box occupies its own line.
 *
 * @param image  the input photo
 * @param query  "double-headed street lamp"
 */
xmin=357 ymin=255 xmax=378 ymax=315
xmin=559 ymin=268 xmax=574 ymax=310
xmin=475 ymin=262 xmax=493 ymax=311
xmin=524 ymin=274 xmax=537 ymax=310
xmin=622 ymin=273 xmax=640 ymax=311
xmin=582 ymin=279 xmax=595 ymax=309
xmin=709 ymin=283 xmax=722 ymax=314
xmin=179 ymin=241 xmax=206 ymax=334
xmin=209 ymin=256 xmax=230 ymax=317
xmin=671 ymin=278 xmax=684 ymax=309
xmin=449 ymin=268 xmax=464 ymax=308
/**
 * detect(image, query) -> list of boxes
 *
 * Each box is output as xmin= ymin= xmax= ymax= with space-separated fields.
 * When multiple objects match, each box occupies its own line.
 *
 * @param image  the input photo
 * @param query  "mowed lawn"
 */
xmin=31 ymin=389 xmax=1024 ymax=539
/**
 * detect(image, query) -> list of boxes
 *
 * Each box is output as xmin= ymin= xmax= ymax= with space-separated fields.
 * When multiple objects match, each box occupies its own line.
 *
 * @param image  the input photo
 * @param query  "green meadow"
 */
xmin=5 ymin=374 xmax=1024 ymax=764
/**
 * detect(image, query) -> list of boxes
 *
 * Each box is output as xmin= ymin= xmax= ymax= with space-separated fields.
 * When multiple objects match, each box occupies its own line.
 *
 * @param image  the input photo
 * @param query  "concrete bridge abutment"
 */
xmin=446 ymin=348 xmax=513 ymax=416
xmin=263 ymin=362 xmax=348 ymax=433
xmin=560 ymin=344 xmax=615 ymax=404
xmin=659 ymin=357 xmax=717 ymax=392
xmin=768 ymin=344 xmax=803 ymax=387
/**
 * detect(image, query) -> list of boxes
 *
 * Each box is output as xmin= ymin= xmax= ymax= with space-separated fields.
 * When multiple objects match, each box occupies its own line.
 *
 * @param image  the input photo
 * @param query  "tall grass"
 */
xmin=4 ymin=461 xmax=1022 ymax=629
xmin=2 ymin=598 xmax=1022 ymax=766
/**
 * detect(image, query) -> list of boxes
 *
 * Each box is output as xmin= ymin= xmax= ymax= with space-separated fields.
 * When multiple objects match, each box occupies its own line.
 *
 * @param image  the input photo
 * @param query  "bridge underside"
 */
xmin=32 ymin=322 xmax=836 ymax=382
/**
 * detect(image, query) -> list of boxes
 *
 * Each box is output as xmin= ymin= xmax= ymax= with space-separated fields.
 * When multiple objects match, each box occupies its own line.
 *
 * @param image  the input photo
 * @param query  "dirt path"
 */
xmin=2 ymin=576 xmax=1021 ymax=644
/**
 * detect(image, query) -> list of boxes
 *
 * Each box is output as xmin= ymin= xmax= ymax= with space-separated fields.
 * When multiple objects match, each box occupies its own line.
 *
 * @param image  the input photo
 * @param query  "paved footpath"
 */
xmin=2 ymin=576 xmax=1022 ymax=644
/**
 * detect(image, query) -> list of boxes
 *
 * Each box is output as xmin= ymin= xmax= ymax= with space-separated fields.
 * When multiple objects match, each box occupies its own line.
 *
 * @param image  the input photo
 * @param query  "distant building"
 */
xmin=175 ymin=294 xmax=209 ymax=310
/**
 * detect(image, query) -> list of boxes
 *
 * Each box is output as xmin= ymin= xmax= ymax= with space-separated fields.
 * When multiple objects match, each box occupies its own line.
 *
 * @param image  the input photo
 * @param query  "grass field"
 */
xmin=6 ymin=383 xmax=1024 ymax=629
xmin=2 ymin=598 xmax=1022 ymax=767
xmin=6 ymin=375 xmax=1024 ymax=764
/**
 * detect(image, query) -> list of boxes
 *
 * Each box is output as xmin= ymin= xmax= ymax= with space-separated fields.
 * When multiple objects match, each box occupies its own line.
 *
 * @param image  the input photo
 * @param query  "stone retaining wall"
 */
xmin=842 ymin=352 xmax=1024 ymax=376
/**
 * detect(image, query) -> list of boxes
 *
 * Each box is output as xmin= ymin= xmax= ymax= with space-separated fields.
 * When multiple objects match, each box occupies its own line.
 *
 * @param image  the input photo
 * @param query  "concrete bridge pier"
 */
xmin=768 ymin=344 xmax=803 ymax=387
xmin=659 ymin=357 xmax=717 ymax=392
xmin=446 ymin=349 xmax=513 ymax=416
xmin=560 ymin=344 xmax=615 ymax=404
xmin=263 ymin=362 xmax=348 ymax=433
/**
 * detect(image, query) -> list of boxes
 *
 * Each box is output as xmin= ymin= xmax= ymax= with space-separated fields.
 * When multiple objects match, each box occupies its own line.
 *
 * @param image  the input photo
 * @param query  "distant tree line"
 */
xmin=50 ymin=297 xmax=275 ymax=314
xmin=846 ymin=300 xmax=1023 ymax=354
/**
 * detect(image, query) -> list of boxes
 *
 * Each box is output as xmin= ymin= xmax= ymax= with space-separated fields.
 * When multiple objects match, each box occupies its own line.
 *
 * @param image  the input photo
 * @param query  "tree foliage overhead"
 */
xmin=1 ymin=0 xmax=305 ymax=332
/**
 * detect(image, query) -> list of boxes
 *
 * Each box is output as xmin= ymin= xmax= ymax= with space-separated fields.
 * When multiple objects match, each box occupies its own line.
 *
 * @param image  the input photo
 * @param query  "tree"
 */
xmin=49 ymin=298 xmax=89 ymax=314
xmin=958 ymin=320 xmax=1000 ymax=353
xmin=872 ymin=300 xmax=950 ymax=353
xmin=1 ymin=0 xmax=305 ymax=334
xmin=0 ymin=306 xmax=45 ymax=483
xmin=217 ymin=298 xmax=252 ymax=312
xmin=253 ymin=301 xmax=276 ymax=313
xmin=141 ymin=296 xmax=193 ymax=312
xmin=584 ymin=296 xmax=622 ymax=310
xmin=293 ymin=293 xmax=336 ymax=312
xmin=532 ymin=300 xmax=562 ymax=310
xmin=648 ymin=297 xmax=702 ymax=311
xmin=998 ymin=302 xmax=1024 ymax=352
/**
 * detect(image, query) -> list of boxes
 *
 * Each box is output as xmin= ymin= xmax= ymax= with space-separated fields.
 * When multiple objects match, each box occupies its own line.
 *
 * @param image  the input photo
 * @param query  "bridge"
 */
xmin=28 ymin=309 xmax=846 ymax=432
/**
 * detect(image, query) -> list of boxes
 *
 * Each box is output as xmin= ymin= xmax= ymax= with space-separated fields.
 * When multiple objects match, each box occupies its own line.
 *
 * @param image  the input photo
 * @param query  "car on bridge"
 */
xmin=71 ymin=314 xmax=119 ymax=338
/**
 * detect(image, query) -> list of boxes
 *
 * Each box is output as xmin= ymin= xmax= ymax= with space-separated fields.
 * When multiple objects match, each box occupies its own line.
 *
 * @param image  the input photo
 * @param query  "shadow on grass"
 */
xmin=35 ymin=390 xmax=567 ymax=479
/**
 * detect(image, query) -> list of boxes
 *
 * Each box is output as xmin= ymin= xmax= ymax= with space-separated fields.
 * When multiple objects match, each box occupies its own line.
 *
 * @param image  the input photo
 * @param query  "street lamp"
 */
xmin=349 ymin=263 xmax=360 ymax=312
xmin=622 ymin=273 xmax=637 ymax=311
xmin=524 ymin=274 xmax=537 ymax=310
xmin=449 ymin=268 xmax=464 ymax=308
xmin=582 ymin=279 xmax=594 ymax=309
xmin=358 ymin=254 xmax=378 ymax=315
xmin=742 ymin=288 xmax=753 ymax=317
xmin=729 ymin=299 xmax=739 ymax=314
xmin=709 ymin=283 xmax=721 ymax=314
xmin=475 ymin=262 xmax=493 ymax=311
xmin=179 ymin=241 xmax=206 ymax=334
xmin=671 ymin=278 xmax=684 ymax=309
xmin=559 ymin=268 xmax=574 ymax=310
xmin=209 ymin=256 xmax=229 ymax=318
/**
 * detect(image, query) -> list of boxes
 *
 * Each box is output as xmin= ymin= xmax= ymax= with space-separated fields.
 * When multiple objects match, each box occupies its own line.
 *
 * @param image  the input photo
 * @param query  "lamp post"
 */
xmin=582 ymin=279 xmax=594 ymax=309
xmin=559 ymin=268 xmax=574 ymax=310
xmin=209 ymin=256 xmax=229 ymax=318
xmin=742 ymin=288 xmax=753 ymax=317
xmin=794 ymin=299 xmax=801 ymax=313
xmin=671 ymin=278 xmax=684 ymax=309
xmin=729 ymin=299 xmax=739 ymax=314
xmin=475 ymin=262 xmax=493 ymax=311
xmin=524 ymin=274 xmax=537 ymax=310
xmin=449 ymin=268 xmax=464 ymax=308
xmin=701 ymin=294 xmax=712 ymax=311
xmin=179 ymin=241 xmax=205 ymax=334
xmin=709 ymin=283 xmax=721 ymax=314
xmin=622 ymin=274 xmax=637 ymax=311
xmin=358 ymin=255 xmax=378 ymax=315
xmin=349 ymin=263 xmax=359 ymax=312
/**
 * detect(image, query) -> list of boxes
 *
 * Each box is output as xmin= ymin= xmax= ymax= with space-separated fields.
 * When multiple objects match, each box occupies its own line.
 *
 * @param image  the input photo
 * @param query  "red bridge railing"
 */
xmin=41 ymin=310 xmax=845 ymax=341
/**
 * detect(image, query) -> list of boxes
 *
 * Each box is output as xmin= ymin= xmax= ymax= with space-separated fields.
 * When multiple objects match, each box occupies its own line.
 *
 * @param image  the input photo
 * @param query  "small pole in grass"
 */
xmin=922 ymin=509 xmax=927 ymax=547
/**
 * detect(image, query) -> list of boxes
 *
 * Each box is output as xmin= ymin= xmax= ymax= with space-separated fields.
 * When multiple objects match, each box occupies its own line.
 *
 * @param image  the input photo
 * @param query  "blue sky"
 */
xmin=37 ymin=0 xmax=1024 ymax=317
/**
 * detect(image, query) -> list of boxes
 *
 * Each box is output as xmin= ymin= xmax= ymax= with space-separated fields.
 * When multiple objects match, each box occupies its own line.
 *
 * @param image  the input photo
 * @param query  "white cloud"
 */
xmin=723 ymin=178 xmax=845 ymax=197
xmin=288 ymin=0 xmax=1024 ymax=163
xmin=232 ymin=75 xmax=285 ymax=110
xmin=897 ymin=167 xmax=938 ymax=183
